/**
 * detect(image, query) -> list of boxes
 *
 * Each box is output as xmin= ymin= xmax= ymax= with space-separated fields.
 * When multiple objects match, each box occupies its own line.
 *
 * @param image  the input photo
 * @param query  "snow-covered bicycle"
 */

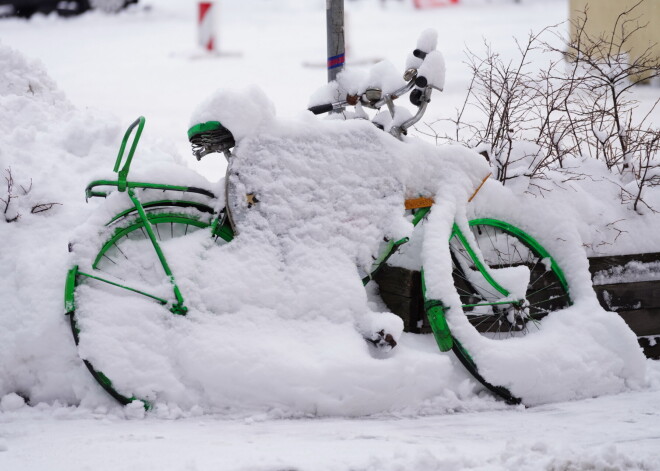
xmin=64 ymin=31 xmax=572 ymax=408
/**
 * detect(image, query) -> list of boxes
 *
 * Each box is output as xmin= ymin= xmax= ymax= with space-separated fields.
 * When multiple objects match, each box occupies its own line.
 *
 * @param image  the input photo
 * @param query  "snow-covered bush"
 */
xmin=428 ymin=3 xmax=659 ymax=214
xmin=0 ymin=29 xmax=649 ymax=413
xmin=1 ymin=168 xmax=61 ymax=223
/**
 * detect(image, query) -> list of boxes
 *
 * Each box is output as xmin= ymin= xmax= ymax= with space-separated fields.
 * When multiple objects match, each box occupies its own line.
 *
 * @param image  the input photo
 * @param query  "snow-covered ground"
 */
xmin=1 ymin=0 xmax=660 ymax=469
xmin=2 ymin=383 xmax=660 ymax=470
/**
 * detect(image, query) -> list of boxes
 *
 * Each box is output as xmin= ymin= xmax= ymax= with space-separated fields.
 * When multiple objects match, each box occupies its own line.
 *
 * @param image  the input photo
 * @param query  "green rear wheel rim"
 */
xmin=66 ymin=211 xmax=218 ymax=407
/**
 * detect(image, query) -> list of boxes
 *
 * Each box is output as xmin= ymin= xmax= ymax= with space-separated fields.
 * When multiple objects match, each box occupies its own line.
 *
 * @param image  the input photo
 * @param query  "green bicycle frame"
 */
xmin=363 ymin=210 xmax=570 ymax=354
xmin=64 ymin=117 xmax=237 ymax=408
xmin=65 ymin=117 xmax=570 ymax=409
xmin=65 ymin=117 xmax=234 ymax=316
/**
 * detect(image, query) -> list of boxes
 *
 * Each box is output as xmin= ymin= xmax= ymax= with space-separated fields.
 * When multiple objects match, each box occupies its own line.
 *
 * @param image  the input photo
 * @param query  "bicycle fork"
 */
xmin=422 ymin=222 xmax=513 ymax=351
xmin=127 ymin=188 xmax=188 ymax=315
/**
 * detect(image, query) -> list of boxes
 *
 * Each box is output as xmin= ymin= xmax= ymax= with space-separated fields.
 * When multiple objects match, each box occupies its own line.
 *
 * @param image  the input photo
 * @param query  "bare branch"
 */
xmin=31 ymin=203 xmax=62 ymax=214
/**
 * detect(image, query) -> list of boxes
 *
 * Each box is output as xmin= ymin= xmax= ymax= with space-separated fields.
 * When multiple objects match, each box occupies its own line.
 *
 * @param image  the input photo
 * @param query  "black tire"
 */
xmin=446 ymin=218 xmax=571 ymax=404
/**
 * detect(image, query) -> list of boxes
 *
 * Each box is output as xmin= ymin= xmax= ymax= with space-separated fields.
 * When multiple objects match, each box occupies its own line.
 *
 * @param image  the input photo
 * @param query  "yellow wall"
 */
xmin=569 ymin=0 xmax=659 ymax=79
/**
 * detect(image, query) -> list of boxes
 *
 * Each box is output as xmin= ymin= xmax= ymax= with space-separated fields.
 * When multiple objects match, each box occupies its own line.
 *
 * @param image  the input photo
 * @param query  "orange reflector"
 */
xmin=404 ymin=196 xmax=435 ymax=210
xmin=468 ymin=173 xmax=492 ymax=203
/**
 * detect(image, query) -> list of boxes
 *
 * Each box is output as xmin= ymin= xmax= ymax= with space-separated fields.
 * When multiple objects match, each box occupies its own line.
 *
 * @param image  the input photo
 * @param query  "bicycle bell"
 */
xmin=403 ymin=68 xmax=418 ymax=82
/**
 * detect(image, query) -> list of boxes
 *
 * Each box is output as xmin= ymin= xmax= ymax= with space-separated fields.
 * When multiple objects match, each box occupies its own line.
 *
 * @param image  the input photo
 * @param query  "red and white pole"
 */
xmin=198 ymin=2 xmax=216 ymax=52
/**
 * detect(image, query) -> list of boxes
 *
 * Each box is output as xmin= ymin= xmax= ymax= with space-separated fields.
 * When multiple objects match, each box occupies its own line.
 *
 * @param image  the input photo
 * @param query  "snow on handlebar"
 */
xmin=306 ymin=29 xmax=445 ymax=140
xmin=416 ymin=50 xmax=445 ymax=92
xmin=406 ymin=28 xmax=438 ymax=70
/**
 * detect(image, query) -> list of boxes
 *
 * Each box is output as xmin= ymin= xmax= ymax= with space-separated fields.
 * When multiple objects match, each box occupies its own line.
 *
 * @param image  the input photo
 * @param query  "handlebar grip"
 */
xmin=308 ymin=104 xmax=335 ymax=115
xmin=410 ymin=89 xmax=423 ymax=107
xmin=413 ymin=49 xmax=427 ymax=60
xmin=415 ymin=76 xmax=428 ymax=88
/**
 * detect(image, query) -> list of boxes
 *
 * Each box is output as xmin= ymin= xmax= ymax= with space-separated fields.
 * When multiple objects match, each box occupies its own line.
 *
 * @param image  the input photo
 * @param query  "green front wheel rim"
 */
xmin=450 ymin=218 xmax=571 ymax=338
xmin=425 ymin=217 xmax=572 ymax=405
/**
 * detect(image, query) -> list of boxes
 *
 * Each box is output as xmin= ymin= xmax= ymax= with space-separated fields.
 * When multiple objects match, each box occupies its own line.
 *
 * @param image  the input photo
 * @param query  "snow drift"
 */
xmin=0 ymin=42 xmax=648 ymax=417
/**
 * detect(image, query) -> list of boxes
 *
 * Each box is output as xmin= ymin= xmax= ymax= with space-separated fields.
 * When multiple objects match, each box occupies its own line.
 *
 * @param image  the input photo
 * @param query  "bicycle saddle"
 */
xmin=188 ymin=121 xmax=236 ymax=161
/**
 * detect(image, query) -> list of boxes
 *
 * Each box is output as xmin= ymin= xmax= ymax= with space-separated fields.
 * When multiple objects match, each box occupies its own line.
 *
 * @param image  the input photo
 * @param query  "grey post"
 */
xmin=326 ymin=0 xmax=345 ymax=83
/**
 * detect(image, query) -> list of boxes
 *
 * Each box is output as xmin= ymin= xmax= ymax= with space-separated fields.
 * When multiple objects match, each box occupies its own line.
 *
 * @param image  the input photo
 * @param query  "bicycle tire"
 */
xmin=446 ymin=218 xmax=571 ymax=404
xmin=450 ymin=218 xmax=571 ymax=338
xmin=65 ymin=207 xmax=231 ymax=406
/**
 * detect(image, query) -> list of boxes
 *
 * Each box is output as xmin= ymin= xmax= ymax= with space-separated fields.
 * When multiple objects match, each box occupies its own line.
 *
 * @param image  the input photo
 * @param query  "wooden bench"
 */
xmin=375 ymin=252 xmax=660 ymax=359
xmin=590 ymin=253 xmax=660 ymax=359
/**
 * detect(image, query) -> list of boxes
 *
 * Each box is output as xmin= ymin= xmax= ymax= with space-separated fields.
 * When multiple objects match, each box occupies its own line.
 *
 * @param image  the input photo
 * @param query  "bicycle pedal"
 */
xmin=366 ymin=329 xmax=397 ymax=350
xmin=246 ymin=193 xmax=259 ymax=208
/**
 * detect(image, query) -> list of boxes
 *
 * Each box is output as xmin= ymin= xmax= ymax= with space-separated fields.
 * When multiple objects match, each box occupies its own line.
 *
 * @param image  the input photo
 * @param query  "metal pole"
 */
xmin=326 ymin=0 xmax=345 ymax=83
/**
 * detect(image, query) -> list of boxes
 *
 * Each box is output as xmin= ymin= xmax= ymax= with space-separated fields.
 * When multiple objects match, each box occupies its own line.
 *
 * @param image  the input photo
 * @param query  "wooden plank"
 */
xmin=374 ymin=264 xmax=424 ymax=333
xmin=588 ymin=252 xmax=660 ymax=276
xmin=373 ymin=264 xmax=418 ymax=298
xmin=593 ymin=281 xmax=660 ymax=311
xmin=638 ymin=337 xmax=660 ymax=360
xmin=616 ymin=309 xmax=660 ymax=337
xmin=380 ymin=291 xmax=415 ymax=332
xmin=376 ymin=260 xmax=660 ymax=359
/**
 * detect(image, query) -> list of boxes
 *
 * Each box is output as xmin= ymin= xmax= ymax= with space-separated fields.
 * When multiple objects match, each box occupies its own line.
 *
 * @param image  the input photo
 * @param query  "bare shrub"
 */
xmin=423 ymin=1 xmax=660 ymax=213
xmin=1 ymin=168 xmax=61 ymax=223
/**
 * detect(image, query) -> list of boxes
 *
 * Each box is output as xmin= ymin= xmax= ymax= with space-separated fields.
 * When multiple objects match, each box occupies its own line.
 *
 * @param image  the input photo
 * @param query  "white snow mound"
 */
xmin=0 ymin=46 xmax=648 ymax=416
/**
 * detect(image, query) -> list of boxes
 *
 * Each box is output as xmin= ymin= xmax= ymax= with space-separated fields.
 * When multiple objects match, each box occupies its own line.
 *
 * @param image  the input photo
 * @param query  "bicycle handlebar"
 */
xmin=113 ymin=116 xmax=146 ymax=192
xmin=307 ymin=76 xmax=419 ymax=116
xmin=307 ymin=37 xmax=443 ymax=139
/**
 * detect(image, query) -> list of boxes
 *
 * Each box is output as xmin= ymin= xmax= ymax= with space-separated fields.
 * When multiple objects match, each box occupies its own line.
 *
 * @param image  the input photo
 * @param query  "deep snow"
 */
xmin=1 ymin=0 xmax=659 ymax=469
xmin=2 ymin=380 xmax=660 ymax=470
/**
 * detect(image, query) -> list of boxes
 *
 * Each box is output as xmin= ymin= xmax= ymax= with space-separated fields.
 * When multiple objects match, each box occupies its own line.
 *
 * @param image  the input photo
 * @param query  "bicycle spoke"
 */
xmin=528 ymin=267 xmax=554 ymax=289
xmin=77 ymin=271 xmax=168 ymax=305
xmin=447 ymin=220 xmax=571 ymax=352
xmin=451 ymin=244 xmax=475 ymax=268
xmin=481 ymin=225 xmax=506 ymax=267
xmin=101 ymin=253 xmax=118 ymax=265
xmin=452 ymin=268 xmax=502 ymax=300
xmin=525 ymin=281 xmax=564 ymax=300
xmin=528 ymin=293 xmax=568 ymax=309
xmin=113 ymin=243 xmax=128 ymax=260
xmin=469 ymin=314 xmax=499 ymax=331
xmin=526 ymin=259 xmax=545 ymax=281
xmin=511 ymin=243 xmax=525 ymax=265
xmin=451 ymin=240 xmax=505 ymax=300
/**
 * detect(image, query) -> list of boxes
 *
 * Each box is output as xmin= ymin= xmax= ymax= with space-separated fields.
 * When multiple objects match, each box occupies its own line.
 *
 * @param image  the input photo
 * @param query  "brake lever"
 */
xmin=391 ymin=86 xmax=433 ymax=138
xmin=370 ymin=78 xmax=417 ymax=109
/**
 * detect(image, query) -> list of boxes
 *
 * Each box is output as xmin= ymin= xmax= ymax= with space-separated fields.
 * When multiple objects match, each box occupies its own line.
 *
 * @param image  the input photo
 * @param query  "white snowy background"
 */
xmin=1 ymin=0 xmax=660 ymax=469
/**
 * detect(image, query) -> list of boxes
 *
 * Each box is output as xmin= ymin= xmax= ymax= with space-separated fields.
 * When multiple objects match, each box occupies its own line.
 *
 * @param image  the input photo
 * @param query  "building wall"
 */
xmin=569 ymin=0 xmax=659 ymax=80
